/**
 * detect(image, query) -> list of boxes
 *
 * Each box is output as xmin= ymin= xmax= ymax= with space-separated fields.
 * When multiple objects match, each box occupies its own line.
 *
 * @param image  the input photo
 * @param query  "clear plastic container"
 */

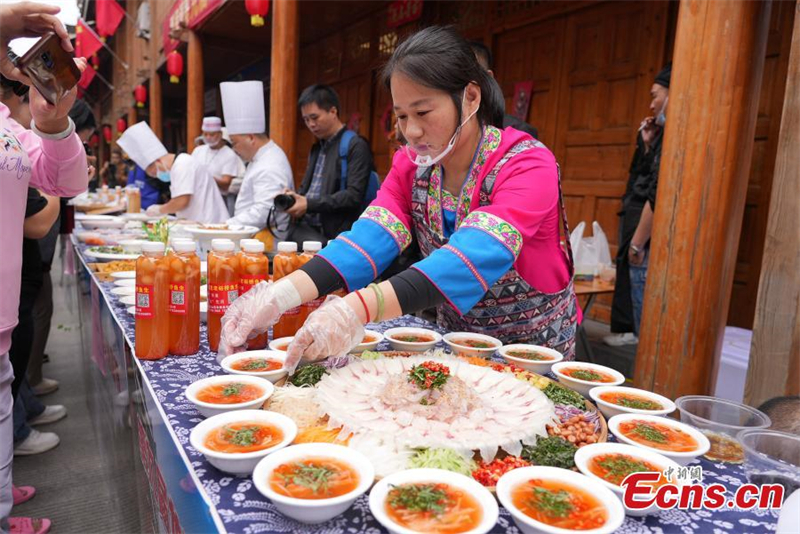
xmin=738 ymin=429 xmax=800 ymax=502
xmin=135 ymin=242 xmax=169 ymax=360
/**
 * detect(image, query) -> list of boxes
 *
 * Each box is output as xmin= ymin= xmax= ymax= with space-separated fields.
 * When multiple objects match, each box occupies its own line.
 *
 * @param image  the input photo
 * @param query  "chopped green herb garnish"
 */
xmin=569 ymin=369 xmax=603 ymax=382
xmin=388 ymin=484 xmax=449 ymax=515
xmin=521 ymin=436 xmax=577 ymax=469
xmin=528 ymin=487 xmax=575 ymax=518
xmin=542 ymin=383 xmax=586 ymax=409
xmin=222 ymin=383 xmax=245 ymax=396
xmin=223 ymin=426 xmax=260 ymax=446
xmin=242 ymin=359 xmax=270 ymax=371
xmin=277 ymin=462 xmax=337 ymax=495
xmin=596 ymin=455 xmax=652 ymax=484
xmin=632 ymin=423 xmax=668 ymax=443
xmin=616 ymin=395 xmax=662 ymax=410
xmin=289 ymin=364 xmax=327 ymax=387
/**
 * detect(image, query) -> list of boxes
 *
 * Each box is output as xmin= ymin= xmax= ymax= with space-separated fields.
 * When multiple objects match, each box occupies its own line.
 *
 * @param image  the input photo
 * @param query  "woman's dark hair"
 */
xmin=381 ymin=26 xmax=505 ymax=128
xmin=68 ymin=99 xmax=96 ymax=133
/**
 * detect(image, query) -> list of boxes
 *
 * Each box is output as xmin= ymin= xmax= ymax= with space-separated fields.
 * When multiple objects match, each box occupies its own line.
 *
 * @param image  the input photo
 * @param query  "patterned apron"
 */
xmin=411 ymin=139 xmax=579 ymax=359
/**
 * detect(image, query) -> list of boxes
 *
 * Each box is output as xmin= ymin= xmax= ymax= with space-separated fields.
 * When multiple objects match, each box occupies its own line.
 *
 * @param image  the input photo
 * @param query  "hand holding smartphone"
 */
xmin=15 ymin=32 xmax=80 ymax=106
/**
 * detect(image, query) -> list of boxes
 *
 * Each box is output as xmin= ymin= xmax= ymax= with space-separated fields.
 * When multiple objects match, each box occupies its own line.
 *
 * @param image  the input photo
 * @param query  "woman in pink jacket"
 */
xmin=0 ymin=4 xmax=89 ymax=533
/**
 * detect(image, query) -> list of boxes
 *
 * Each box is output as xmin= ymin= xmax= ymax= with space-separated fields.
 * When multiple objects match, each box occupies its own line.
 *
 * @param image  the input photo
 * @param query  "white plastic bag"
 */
xmin=569 ymin=221 xmax=612 ymax=280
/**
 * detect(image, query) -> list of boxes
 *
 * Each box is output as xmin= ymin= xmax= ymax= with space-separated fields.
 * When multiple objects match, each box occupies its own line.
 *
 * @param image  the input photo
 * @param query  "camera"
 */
xmin=274 ymin=194 xmax=296 ymax=211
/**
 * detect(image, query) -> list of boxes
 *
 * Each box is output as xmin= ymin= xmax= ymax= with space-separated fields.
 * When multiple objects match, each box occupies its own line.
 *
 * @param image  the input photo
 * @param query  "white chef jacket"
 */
xmin=228 ymin=141 xmax=293 ymax=236
xmin=170 ymin=153 xmax=229 ymax=223
xmin=191 ymin=144 xmax=242 ymax=193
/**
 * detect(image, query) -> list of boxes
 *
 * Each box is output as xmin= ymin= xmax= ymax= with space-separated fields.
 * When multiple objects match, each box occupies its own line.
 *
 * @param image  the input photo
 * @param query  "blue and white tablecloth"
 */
xmin=88 ymin=255 xmax=780 ymax=534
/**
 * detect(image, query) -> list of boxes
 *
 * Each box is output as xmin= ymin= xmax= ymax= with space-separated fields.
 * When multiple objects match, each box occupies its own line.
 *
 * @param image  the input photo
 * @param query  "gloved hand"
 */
xmin=285 ymin=296 xmax=364 ymax=374
xmin=218 ymin=281 xmax=283 ymax=358
xmin=145 ymin=204 xmax=162 ymax=217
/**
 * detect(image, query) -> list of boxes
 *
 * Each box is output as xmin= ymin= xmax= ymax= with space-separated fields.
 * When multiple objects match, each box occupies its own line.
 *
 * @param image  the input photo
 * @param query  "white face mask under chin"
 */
xmin=404 ymin=90 xmax=480 ymax=168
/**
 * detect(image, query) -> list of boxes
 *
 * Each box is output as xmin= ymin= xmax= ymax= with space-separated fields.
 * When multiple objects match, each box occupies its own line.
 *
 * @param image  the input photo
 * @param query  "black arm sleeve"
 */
xmin=299 ymin=255 xmax=346 ymax=296
xmin=388 ymin=269 xmax=446 ymax=315
xmin=306 ymin=136 xmax=372 ymax=214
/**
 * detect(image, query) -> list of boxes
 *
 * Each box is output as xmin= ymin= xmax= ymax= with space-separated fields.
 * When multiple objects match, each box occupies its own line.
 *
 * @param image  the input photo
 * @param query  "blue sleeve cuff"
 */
xmin=317 ymin=218 xmax=402 ymax=291
xmin=413 ymin=228 xmax=515 ymax=314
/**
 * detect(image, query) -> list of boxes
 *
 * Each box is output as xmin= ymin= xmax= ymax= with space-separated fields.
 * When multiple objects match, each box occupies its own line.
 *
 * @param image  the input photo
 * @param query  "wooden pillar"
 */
xmin=269 ymin=0 xmax=299 ymax=165
xmin=745 ymin=0 xmax=800 ymax=408
xmin=187 ymin=32 xmax=204 ymax=152
xmin=150 ymin=71 xmax=162 ymax=140
xmin=127 ymin=107 xmax=136 ymax=129
xmin=634 ymin=0 xmax=772 ymax=398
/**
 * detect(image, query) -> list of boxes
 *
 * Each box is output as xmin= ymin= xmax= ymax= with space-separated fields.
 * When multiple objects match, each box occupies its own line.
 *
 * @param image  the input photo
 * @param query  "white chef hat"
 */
xmin=117 ymin=122 xmax=167 ymax=170
xmin=202 ymin=116 xmax=222 ymax=132
xmin=221 ymin=81 xmax=265 ymax=135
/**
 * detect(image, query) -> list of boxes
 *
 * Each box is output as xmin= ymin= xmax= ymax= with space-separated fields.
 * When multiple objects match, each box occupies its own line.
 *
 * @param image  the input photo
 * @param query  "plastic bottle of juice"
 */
xmin=135 ymin=242 xmax=169 ymax=360
xmin=272 ymin=241 xmax=303 ymax=339
xmin=296 ymin=241 xmax=323 ymax=328
xmin=168 ymin=239 xmax=201 ymax=355
xmin=238 ymin=239 xmax=269 ymax=349
xmin=207 ymin=239 xmax=239 ymax=353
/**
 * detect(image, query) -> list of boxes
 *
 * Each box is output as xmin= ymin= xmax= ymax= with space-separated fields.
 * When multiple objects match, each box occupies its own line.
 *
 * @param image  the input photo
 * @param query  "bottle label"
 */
xmin=209 ymin=283 xmax=238 ymax=314
xmin=239 ymin=274 xmax=267 ymax=295
xmin=136 ymin=284 xmax=154 ymax=318
xmin=169 ymin=283 xmax=187 ymax=315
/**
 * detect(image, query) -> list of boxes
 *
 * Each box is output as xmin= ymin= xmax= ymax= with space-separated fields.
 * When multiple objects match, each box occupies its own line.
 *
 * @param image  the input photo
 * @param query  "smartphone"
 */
xmin=16 ymin=32 xmax=80 ymax=106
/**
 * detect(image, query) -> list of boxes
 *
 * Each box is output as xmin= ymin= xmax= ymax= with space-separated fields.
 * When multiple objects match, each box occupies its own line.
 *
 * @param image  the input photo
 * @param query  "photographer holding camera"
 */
xmin=278 ymin=84 xmax=375 ymax=245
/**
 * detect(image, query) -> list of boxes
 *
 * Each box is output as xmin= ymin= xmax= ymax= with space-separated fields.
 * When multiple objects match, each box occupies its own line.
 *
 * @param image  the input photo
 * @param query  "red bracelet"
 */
xmin=354 ymin=290 xmax=371 ymax=323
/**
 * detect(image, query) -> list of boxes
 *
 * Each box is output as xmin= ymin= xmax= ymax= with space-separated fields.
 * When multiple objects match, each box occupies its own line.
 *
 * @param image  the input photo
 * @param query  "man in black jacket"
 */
xmin=283 ymin=84 xmax=374 ymax=244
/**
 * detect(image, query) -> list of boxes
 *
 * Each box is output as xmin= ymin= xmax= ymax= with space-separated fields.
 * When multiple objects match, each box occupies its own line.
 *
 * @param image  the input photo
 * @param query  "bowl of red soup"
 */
xmin=499 ymin=344 xmax=564 ymax=374
xmin=574 ymin=443 xmax=684 ymax=517
xmin=189 ymin=409 xmax=297 ymax=475
xmin=552 ymin=362 xmax=625 ymax=397
xmin=589 ymin=386 xmax=676 ymax=419
xmin=496 ymin=465 xmax=624 ymax=534
xmin=608 ymin=414 xmax=710 ymax=466
xmin=384 ymin=327 xmax=442 ymax=352
xmin=185 ymin=374 xmax=274 ymax=418
xmin=221 ymin=350 xmax=287 ymax=383
xmin=268 ymin=337 xmax=294 ymax=353
xmin=369 ymin=468 xmax=498 ymax=534
xmin=443 ymin=332 xmax=503 ymax=358
xmin=253 ymin=443 xmax=374 ymax=524
xmin=350 ymin=330 xmax=383 ymax=354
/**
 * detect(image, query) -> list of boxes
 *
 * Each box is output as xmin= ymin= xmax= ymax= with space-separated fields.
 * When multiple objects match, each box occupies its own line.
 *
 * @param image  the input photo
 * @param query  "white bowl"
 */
xmin=443 ymin=332 xmax=503 ymax=358
xmin=220 ymin=350 xmax=288 ymax=383
xmin=184 ymin=374 xmax=274 ymax=418
xmin=383 ymin=327 xmax=441 ymax=352
xmin=114 ymin=278 xmax=136 ymax=287
xmin=120 ymin=295 xmax=136 ymax=306
xmin=127 ymin=306 xmax=135 ymax=316
xmin=268 ymin=337 xmax=294 ymax=353
xmin=369 ymin=468 xmax=498 ymax=534
xmin=111 ymin=286 xmax=135 ymax=296
xmin=608 ymin=414 xmax=711 ymax=466
xmin=590 ymin=386 xmax=676 ymax=419
xmin=496 ymin=465 xmax=625 ymax=533
xmin=79 ymin=215 xmax=126 ymax=230
xmin=574 ymin=442 xmax=685 ymax=517
xmin=119 ymin=239 xmax=145 ymax=254
xmin=110 ymin=270 xmax=136 ymax=279
xmin=552 ymin=362 xmax=626 ymax=397
xmin=200 ymin=301 xmax=207 ymax=323
xmin=253 ymin=443 xmax=375 ymax=524
xmin=189 ymin=409 xmax=297 ymax=475
xmin=183 ymin=225 xmax=259 ymax=258
xmin=499 ymin=344 xmax=564 ymax=374
xmin=350 ymin=330 xmax=383 ymax=354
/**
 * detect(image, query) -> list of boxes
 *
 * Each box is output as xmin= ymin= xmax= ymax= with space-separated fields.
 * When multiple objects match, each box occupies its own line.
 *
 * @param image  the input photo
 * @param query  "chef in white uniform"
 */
xmin=191 ymin=116 xmax=242 ymax=199
xmin=118 ymin=122 xmax=229 ymax=223
xmin=221 ymin=81 xmax=293 ymax=240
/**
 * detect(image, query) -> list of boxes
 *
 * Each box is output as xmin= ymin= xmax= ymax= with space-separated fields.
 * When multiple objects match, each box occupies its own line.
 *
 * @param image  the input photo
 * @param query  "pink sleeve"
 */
xmin=5 ymin=109 xmax=88 ymax=197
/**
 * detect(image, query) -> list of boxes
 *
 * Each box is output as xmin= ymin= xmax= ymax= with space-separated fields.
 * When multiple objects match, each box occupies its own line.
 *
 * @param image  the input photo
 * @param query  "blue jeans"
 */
xmin=12 ymin=379 xmax=44 ymax=445
xmin=629 ymin=249 xmax=649 ymax=336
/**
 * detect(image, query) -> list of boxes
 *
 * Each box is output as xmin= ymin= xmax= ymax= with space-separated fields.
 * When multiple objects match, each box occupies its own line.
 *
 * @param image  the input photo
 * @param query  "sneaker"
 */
xmin=28 ymin=405 xmax=67 ymax=426
xmin=13 ymin=429 xmax=60 ymax=456
xmin=30 ymin=378 xmax=59 ymax=396
xmin=9 ymin=517 xmax=51 ymax=534
xmin=602 ymin=332 xmax=639 ymax=346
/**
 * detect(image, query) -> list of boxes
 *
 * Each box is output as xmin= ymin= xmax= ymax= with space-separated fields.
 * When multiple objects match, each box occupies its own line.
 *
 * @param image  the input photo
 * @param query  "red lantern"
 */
xmin=134 ymin=84 xmax=147 ymax=108
xmin=245 ymin=0 xmax=269 ymax=27
xmin=102 ymin=125 xmax=112 ymax=143
xmin=166 ymin=50 xmax=183 ymax=84
xmin=116 ymin=118 xmax=127 ymax=134
xmin=89 ymin=133 xmax=99 ymax=147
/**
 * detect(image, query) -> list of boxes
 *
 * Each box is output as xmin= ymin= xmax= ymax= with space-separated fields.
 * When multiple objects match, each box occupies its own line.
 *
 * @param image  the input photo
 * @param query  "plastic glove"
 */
xmin=145 ymin=204 xmax=162 ymax=217
xmin=218 ymin=281 xmax=284 ymax=359
xmin=285 ymin=296 xmax=364 ymax=374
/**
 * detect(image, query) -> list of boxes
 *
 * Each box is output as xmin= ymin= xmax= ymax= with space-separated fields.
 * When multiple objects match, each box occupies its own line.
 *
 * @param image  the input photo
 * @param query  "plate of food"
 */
xmin=77 ymin=215 xmax=127 ymax=230
xmin=84 ymin=246 xmax=139 ymax=262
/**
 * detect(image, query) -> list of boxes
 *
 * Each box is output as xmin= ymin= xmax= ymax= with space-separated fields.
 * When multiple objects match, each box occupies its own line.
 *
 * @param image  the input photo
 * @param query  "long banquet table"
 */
xmin=72 ymin=238 xmax=782 ymax=534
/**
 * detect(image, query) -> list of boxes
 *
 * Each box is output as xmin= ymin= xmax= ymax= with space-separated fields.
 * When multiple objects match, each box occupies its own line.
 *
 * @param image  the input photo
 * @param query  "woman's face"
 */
xmin=390 ymin=72 xmax=480 ymax=162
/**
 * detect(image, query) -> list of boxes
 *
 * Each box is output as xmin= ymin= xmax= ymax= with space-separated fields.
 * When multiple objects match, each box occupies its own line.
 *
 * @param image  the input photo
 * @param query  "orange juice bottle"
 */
xmin=207 ymin=239 xmax=239 ymax=353
xmin=135 ymin=242 xmax=169 ymax=360
xmin=168 ymin=239 xmax=201 ymax=355
xmin=238 ymin=239 xmax=269 ymax=349
xmin=272 ymin=241 xmax=304 ymax=339
xmin=297 ymin=241 xmax=323 ymax=327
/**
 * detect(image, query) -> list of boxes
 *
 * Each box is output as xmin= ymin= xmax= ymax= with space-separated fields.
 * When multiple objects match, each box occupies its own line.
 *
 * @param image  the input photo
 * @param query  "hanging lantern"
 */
xmin=245 ymin=0 xmax=269 ymax=27
xmin=102 ymin=125 xmax=112 ymax=143
xmin=116 ymin=117 xmax=127 ymax=135
xmin=134 ymin=84 xmax=147 ymax=108
xmin=166 ymin=50 xmax=184 ymax=84
xmin=89 ymin=133 xmax=99 ymax=147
